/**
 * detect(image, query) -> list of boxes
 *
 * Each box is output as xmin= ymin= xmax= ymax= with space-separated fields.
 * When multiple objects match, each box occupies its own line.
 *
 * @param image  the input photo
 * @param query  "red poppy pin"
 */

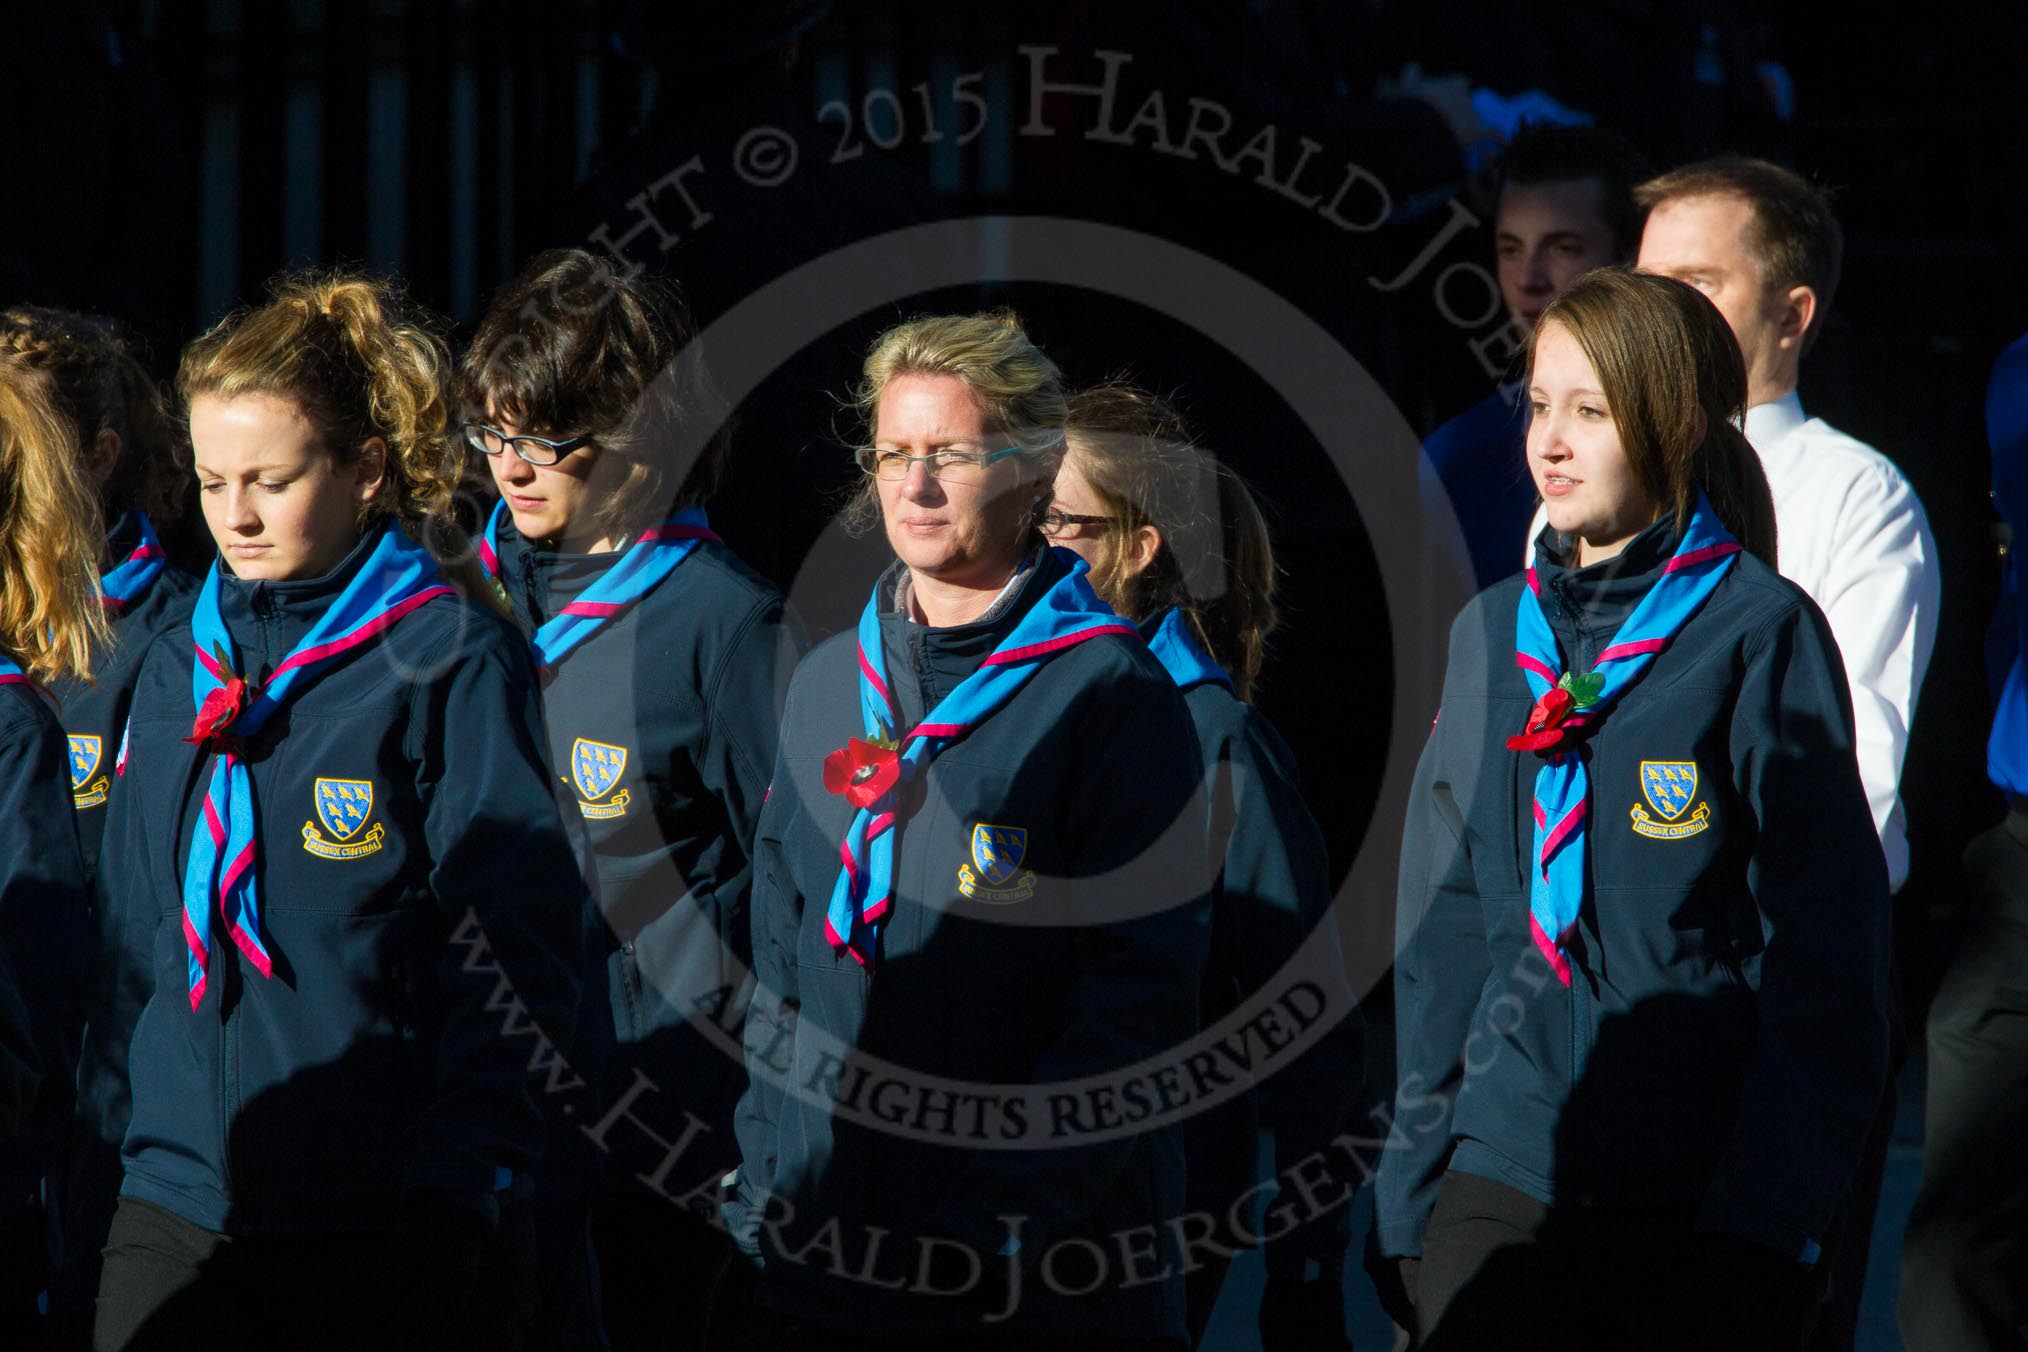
xmin=1507 ymin=672 xmax=1603 ymax=754
xmin=185 ymin=646 xmax=252 ymax=748
xmin=823 ymin=735 xmax=901 ymax=809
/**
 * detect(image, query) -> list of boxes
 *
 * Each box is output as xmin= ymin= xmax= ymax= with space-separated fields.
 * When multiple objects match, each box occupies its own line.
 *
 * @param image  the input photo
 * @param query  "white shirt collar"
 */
xmin=1745 ymin=390 xmax=1807 ymax=451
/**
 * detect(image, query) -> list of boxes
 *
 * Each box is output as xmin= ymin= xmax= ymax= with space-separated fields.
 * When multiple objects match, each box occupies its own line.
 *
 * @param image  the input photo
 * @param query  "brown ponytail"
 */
xmin=1063 ymin=381 xmax=1280 ymax=701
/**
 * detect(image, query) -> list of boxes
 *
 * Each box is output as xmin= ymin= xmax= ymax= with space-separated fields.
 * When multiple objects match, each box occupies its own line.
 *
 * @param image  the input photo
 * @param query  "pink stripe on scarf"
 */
xmin=270 ymin=586 xmax=456 ymax=680
xmin=980 ymin=623 xmax=1137 ymax=668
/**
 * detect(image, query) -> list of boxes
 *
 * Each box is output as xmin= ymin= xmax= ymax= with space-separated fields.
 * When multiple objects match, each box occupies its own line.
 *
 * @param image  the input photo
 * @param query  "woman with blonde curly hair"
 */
xmin=92 ymin=273 xmax=587 ymax=1352
xmin=0 ymin=354 xmax=105 ymax=1348
xmin=729 ymin=312 xmax=1208 ymax=1349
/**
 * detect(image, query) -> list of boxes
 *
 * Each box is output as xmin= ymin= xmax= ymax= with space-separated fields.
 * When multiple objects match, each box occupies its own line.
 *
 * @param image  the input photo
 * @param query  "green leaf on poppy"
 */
xmin=1558 ymin=671 xmax=1605 ymax=708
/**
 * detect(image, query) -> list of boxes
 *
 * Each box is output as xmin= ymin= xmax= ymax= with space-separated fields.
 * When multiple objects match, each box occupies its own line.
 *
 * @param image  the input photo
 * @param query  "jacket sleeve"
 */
xmin=932 ymin=665 xmax=1211 ymax=1256
xmin=727 ymin=740 xmax=802 ymax=1250
xmin=689 ymin=594 xmax=806 ymax=945
xmin=1218 ymin=708 xmax=1365 ymax=1275
xmin=0 ymin=704 xmax=89 ymax=1160
xmin=409 ymin=617 xmax=588 ymax=1215
xmin=1697 ymin=599 xmax=1892 ymax=1261
xmin=1374 ymin=645 xmax=1490 ymax=1260
xmin=1816 ymin=465 xmax=1939 ymax=887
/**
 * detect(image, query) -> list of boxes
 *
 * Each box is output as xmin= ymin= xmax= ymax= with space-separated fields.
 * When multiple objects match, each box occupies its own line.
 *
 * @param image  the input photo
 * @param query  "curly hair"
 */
xmin=0 ymin=356 xmax=112 ymax=684
xmin=177 ymin=271 xmax=496 ymax=603
xmin=1063 ymin=381 xmax=1278 ymax=701
xmin=0 ymin=305 xmax=188 ymax=523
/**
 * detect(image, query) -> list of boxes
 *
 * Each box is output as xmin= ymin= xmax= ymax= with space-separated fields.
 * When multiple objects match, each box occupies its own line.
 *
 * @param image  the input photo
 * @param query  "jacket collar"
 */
xmin=876 ymin=545 xmax=1063 ymax=711
xmin=214 ymin=522 xmax=389 ymax=653
xmin=490 ymin=509 xmax=615 ymax=625
xmin=1531 ymin=512 xmax=1684 ymax=666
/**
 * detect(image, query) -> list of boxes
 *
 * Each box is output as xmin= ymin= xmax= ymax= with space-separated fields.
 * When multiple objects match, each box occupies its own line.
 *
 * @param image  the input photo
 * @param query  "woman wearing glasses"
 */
xmin=1047 ymin=382 xmax=1363 ymax=1350
xmin=727 ymin=312 xmax=1208 ymax=1351
xmin=459 ymin=247 xmax=803 ymax=1352
xmin=92 ymin=273 xmax=586 ymax=1352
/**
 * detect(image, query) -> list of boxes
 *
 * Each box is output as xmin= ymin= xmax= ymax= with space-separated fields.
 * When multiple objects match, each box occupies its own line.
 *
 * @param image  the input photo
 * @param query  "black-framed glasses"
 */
xmin=853 ymin=444 xmax=1023 ymax=483
xmin=463 ymin=421 xmax=591 ymax=466
xmin=1038 ymin=508 xmax=1115 ymax=538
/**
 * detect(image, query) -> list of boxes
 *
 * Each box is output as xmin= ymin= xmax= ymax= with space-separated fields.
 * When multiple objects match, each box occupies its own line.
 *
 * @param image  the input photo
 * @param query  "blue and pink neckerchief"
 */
xmin=0 ymin=653 xmax=26 ymax=691
xmin=181 ymin=527 xmax=456 ymax=1010
xmin=1514 ymin=494 xmax=1741 ymax=986
xmin=478 ymin=500 xmax=718 ymax=671
xmin=827 ymin=552 xmax=1138 ymax=966
xmin=101 ymin=511 xmax=167 ymax=615
xmin=1144 ymin=607 xmax=1233 ymax=694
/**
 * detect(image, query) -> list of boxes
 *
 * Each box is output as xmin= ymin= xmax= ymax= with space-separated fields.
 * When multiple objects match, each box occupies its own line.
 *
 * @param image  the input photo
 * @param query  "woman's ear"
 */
xmin=353 ymin=436 xmax=388 ymax=507
xmin=87 ymin=427 xmax=124 ymax=489
xmin=1125 ymin=523 xmax=1163 ymax=579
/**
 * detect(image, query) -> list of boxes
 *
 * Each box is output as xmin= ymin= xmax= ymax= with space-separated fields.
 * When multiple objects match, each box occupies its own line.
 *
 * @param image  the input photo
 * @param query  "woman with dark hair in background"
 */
xmin=729 ymin=312 xmax=1208 ymax=1350
xmin=92 ymin=272 xmax=586 ymax=1352
xmin=0 ymin=355 xmax=107 ymax=1351
xmin=461 ymin=247 xmax=803 ymax=1352
xmin=1375 ymin=268 xmax=1889 ymax=1349
xmin=0 ymin=305 xmax=202 ymax=1350
xmin=1050 ymin=382 xmax=1363 ymax=1351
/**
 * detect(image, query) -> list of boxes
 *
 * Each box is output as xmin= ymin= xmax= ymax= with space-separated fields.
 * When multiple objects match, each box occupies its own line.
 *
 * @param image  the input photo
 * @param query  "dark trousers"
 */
xmin=92 ymin=1195 xmax=534 ymax=1352
xmin=1415 ymin=1171 xmax=1817 ymax=1352
xmin=1811 ymin=986 xmax=1907 ymax=1351
xmin=590 ymin=1191 xmax=749 ymax=1352
xmin=1900 ymin=809 xmax=2028 ymax=1350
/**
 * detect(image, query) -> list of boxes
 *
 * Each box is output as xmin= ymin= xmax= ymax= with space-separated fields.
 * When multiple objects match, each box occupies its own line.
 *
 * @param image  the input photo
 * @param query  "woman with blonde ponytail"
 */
xmin=1048 ymin=382 xmax=1363 ymax=1348
xmin=0 ymin=355 xmax=102 ymax=1348
xmin=1376 ymin=270 xmax=1887 ymax=1350
xmin=0 ymin=304 xmax=200 ymax=1351
xmin=92 ymin=273 xmax=587 ymax=1352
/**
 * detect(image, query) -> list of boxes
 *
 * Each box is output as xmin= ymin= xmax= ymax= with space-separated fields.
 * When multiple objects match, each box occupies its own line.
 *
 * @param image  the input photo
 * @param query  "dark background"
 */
xmin=4 ymin=0 xmax=2023 ymax=1014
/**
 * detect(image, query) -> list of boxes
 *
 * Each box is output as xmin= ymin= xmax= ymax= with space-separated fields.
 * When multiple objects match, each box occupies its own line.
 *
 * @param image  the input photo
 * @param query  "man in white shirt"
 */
xmin=1526 ymin=156 xmax=1939 ymax=895
xmin=1524 ymin=155 xmax=1938 ymax=1352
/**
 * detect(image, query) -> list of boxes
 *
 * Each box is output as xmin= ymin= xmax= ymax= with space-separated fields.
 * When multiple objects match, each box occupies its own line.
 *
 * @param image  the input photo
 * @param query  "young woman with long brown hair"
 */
xmin=1374 ymin=268 xmax=1889 ymax=1350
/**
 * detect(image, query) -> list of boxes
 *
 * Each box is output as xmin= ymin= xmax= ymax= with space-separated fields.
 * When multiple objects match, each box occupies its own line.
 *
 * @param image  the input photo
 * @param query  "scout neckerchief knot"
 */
xmin=824 ymin=553 xmax=1138 ymax=967
xmin=1144 ymin=606 xmax=1233 ymax=694
xmin=101 ymin=510 xmax=167 ymax=614
xmin=479 ymin=500 xmax=718 ymax=671
xmin=181 ymin=527 xmax=456 ymax=1010
xmin=1512 ymin=493 xmax=1741 ymax=987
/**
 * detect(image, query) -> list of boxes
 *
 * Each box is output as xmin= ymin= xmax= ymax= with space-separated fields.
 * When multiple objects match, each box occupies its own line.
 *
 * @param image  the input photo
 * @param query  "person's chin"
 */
xmin=508 ymin=506 xmax=562 ymax=540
